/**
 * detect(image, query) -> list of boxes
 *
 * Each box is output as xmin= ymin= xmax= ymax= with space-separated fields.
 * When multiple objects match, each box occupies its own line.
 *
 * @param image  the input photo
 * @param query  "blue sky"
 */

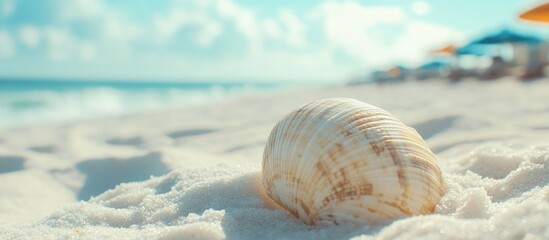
xmin=0 ymin=0 xmax=548 ymax=82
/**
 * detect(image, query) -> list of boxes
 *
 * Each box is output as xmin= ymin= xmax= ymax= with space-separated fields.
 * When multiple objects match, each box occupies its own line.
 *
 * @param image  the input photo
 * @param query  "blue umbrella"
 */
xmin=456 ymin=44 xmax=483 ymax=56
xmin=419 ymin=60 xmax=448 ymax=70
xmin=456 ymin=43 xmax=499 ymax=56
xmin=470 ymin=29 xmax=543 ymax=45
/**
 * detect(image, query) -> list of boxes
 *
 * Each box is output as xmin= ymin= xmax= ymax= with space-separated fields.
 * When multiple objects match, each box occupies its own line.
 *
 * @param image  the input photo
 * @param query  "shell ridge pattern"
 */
xmin=266 ymin=120 xmax=285 ymax=207
xmin=262 ymin=98 xmax=447 ymax=226
xmin=309 ymin=101 xmax=372 ymax=218
xmin=285 ymin=107 xmax=312 ymax=213
xmin=293 ymin=100 xmax=347 ymax=220
xmin=311 ymin=101 xmax=404 ymax=222
xmin=297 ymin=100 xmax=363 ymax=222
xmin=285 ymin=101 xmax=346 ymax=221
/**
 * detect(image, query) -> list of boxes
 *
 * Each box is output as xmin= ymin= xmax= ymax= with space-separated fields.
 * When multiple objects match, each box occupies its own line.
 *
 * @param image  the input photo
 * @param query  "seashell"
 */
xmin=262 ymin=98 xmax=446 ymax=226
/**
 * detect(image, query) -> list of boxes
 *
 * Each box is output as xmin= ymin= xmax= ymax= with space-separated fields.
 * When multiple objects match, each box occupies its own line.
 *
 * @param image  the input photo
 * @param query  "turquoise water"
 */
xmin=0 ymin=79 xmax=284 ymax=129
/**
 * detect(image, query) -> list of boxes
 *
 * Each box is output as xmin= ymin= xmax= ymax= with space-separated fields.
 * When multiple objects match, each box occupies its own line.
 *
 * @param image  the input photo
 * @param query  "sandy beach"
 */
xmin=1 ymin=78 xmax=548 ymax=239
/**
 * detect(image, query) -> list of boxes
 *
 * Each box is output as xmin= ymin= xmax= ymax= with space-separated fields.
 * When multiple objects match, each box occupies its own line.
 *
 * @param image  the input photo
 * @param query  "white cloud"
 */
xmin=0 ymin=0 xmax=467 ymax=82
xmin=390 ymin=21 xmax=464 ymax=65
xmin=262 ymin=19 xmax=282 ymax=39
xmin=153 ymin=11 xmax=188 ymax=43
xmin=195 ymin=20 xmax=223 ymax=47
xmin=278 ymin=10 xmax=305 ymax=47
xmin=61 ymin=0 xmax=104 ymax=20
xmin=1 ymin=0 xmax=15 ymax=18
xmin=10 ymin=0 xmax=138 ymax=63
xmin=260 ymin=10 xmax=306 ymax=48
xmin=101 ymin=16 xmax=142 ymax=47
xmin=310 ymin=2 xmax=408 ymax=66
xmin=313 ymin=2 xmax=407 ymax=27
xmin=411 ymin=1 xmax=431 ymax=16
xmin=303 ymin=1 xmax=465 ymax=70
xmin=0 ymin=30 xmax=16 ymax=58
xmin=19 ymin=25 xmax=41 ymax=48
xmin=153 ymin=9 xmax=223 ymax=47
xmin=59 ymin=0 xmax=143 ymax=55
xmin=43 ymin=28 xmax=72 ymax=61
xmin=80 ymin=43 xmax=96 ymax=61
xmin=215 ymin=0 xmax=261 ymax=53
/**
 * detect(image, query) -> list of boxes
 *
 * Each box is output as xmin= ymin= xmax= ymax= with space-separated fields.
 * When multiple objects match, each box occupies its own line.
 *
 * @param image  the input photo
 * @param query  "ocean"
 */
xmin=0 ymin=79 xmax=285 ymax=129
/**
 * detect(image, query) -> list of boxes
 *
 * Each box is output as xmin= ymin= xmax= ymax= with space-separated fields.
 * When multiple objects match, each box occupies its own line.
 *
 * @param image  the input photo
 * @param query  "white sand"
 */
xmin=1 ymin=78 xmax=548 ymax=239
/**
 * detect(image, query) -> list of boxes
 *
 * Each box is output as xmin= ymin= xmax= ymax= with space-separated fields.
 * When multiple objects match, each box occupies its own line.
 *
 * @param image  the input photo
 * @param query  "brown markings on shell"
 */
xmin=381 ymin=201 xmax=412 ymax=215
xmin=315 ymin=161 xmax=330 ymax=176
xmin=359 ymin=123 xmax=389 ymax=157
xmin=291 ymin=98 xmax=340 ymax=123
xmin=353 ymin=119 xmax=369 ymax=133
xmin=332 ymin=182 xmax=373 ymax=201
xmin=409 ymin=154 xmax=446 ymax=196
xmin=289 ymin=102 xmax=316 ymax=118
xmin=366 ymin=207 xmax=393 ymax=220
xmin=327 ymin=143 xmax=345 ymax=162
xmin=419 ymin=201 xmax=437 ymax=214
xmin=287 ymin=206 xmax=299 ymax=218
xmin=322 ymin=169 xmax=350 ymax=204
xmin=347 ymin=111 xmax=366 ymax=123
xmin=360 ymin=124 xmax=388 ymax=157
xmin=409 ymin=155 xmax=438 ymax=174
xmin=369 ymin=140 xmax=385 ymax=156
xmin=351 ymin=113 xmax=398 ymax=157
xmin=322 ymin=196 xmax=330 ymax=205
xmin=267 ymin=169 xmax=310 ymax=216
xmin=387 ymin=142 xmax=409 ymax=189
xmin=358 ymin=183 xmax=373 ymax=195
xmin=342 ymin=128 xmax=354 ymax=137
xmin=345 ymin=112 xmax=369 ymax=134
xmin=284 ymin=172 xmax=307 ymax=206
xmin=265 ymin=173 xmax=281 ymax=184
xmin=385 ymin=139 xmax=413 ymax=216
xmin=315 ymin=166 xmax=373 ymax=223
xmin=322 ymin=172 xmax=373 ymax=206
xmin=299 ymin=199 xmax=311 ymax=216
xmin=331 ymin=169 xmax=349 ymax=196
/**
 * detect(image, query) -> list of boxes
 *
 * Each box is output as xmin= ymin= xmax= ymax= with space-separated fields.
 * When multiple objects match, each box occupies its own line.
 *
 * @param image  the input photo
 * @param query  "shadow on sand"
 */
xmin=76 ymin=152 xmax=170 ymax=200
xmin=170 ymin=172 xmax=363 ymax=239
xmin=412 ymin=116 xmax=460 ymax=139
xmin=167 ymin=129 xmax=217 ymax=139
xmin=0 ymin=155 xmax=25 ymax=174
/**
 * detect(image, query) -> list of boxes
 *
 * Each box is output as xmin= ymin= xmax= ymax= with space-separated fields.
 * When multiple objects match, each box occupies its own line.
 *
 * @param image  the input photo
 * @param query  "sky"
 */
xmin=0 ymin=0 xmax=548 ymax=83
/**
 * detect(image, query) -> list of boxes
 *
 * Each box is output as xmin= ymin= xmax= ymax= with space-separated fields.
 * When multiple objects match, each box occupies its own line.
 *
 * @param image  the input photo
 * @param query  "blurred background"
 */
xmin=0 ymin=0 xmax=548 ymax=128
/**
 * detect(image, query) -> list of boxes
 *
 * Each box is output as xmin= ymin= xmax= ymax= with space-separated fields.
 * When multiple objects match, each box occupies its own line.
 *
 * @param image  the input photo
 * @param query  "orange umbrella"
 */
xmin=519 ymin=2 xmax=549 ymax=23
xmin=430 ymin=45 xmax=456 ymax=55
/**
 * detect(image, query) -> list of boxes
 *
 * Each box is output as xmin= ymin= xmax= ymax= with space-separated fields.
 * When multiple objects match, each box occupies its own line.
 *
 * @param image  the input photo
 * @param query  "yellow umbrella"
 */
xmin=519 ymin=2 xmax=549 ymax=23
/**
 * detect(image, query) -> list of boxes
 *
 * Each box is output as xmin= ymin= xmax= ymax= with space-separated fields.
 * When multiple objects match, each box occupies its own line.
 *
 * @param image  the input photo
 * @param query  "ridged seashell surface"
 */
xmin=262 ymin=98 xmax=446 ymax=226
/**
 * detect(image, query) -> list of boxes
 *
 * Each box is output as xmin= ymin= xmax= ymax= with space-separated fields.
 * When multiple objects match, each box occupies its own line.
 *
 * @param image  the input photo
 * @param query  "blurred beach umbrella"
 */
xmin=470 ymin=29 xmax=543 ymax=45
xmin=419 ymin=60 xmax=449 ymax=70
xmin=519 ymin=2 xmax=549 ymax=23
xmin=387 ymin=66 xmax=401 ymax=77
xmin=413 ymin=60 xmax=453 ymax=80
xmin=456 ymin=43 xmax=498 ymax=56
xmin=430 ymin=45 xmax=457 ymax=55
